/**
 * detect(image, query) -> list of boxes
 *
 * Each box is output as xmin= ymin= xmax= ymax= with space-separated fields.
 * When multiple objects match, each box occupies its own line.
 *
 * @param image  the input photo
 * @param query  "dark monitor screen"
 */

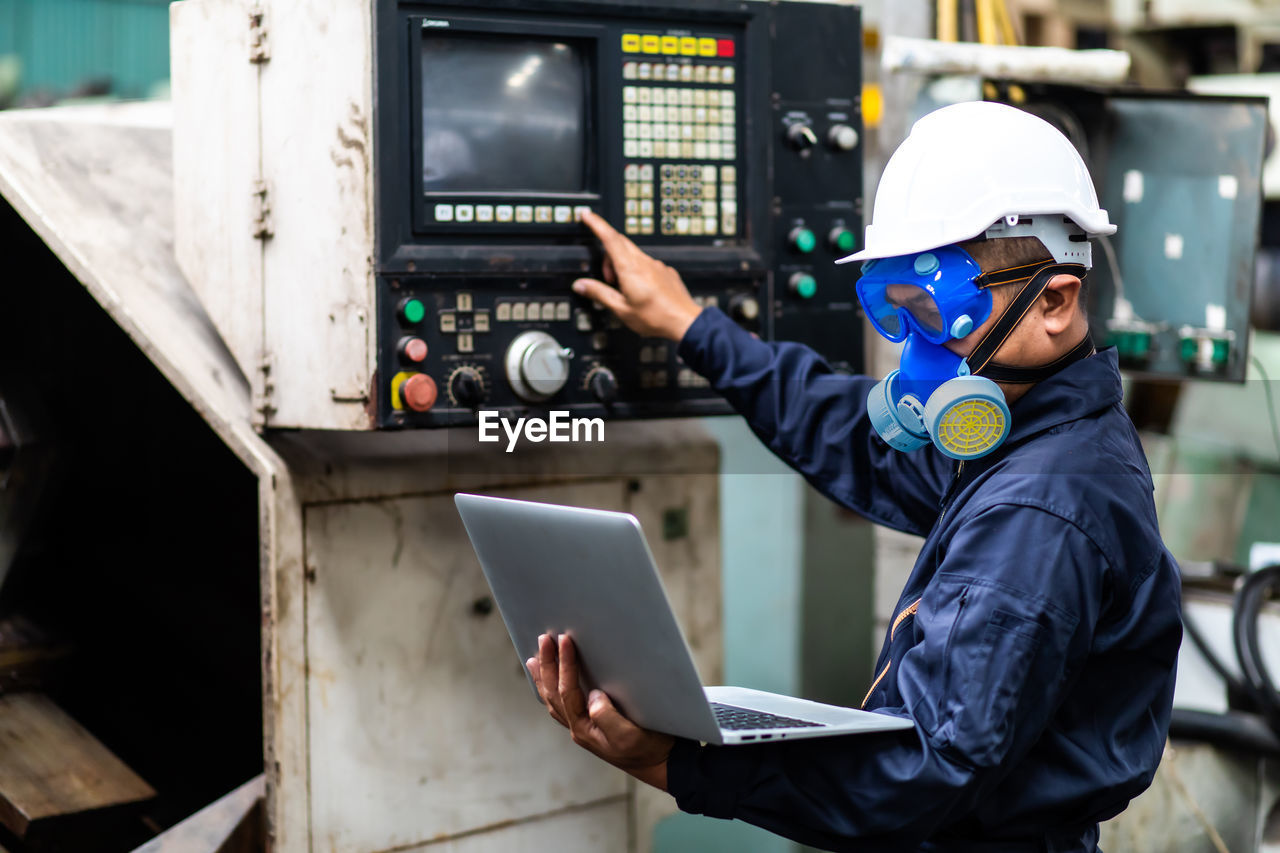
xmin=421 ymin=35 xmax=589 ymax=194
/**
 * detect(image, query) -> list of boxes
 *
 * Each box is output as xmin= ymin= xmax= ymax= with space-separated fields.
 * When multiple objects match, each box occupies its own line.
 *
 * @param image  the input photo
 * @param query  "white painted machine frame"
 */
xmin=172 ymin=0 xmax=380 ymax=430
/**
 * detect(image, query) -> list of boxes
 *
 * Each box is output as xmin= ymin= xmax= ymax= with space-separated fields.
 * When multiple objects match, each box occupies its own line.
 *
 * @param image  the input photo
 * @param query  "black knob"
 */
xmin=447 ymin=366 xmax=486 ymax=408
xmin=587 ymin=367 xmax=618 ymax=405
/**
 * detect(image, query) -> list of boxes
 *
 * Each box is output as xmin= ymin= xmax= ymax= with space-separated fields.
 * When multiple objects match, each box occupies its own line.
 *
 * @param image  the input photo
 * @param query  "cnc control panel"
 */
xmin=374 ymin=0 xmax=863 ymax=427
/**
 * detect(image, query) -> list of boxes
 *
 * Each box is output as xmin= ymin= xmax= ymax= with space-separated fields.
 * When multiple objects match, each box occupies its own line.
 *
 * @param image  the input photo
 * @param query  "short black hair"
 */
xmin=958 ymin=235 xmax=1051 ymax=271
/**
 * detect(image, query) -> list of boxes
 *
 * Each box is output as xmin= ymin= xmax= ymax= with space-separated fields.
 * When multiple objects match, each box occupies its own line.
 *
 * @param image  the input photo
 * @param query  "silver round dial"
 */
xmin=505 ymin=331 xmax=573 ymax=402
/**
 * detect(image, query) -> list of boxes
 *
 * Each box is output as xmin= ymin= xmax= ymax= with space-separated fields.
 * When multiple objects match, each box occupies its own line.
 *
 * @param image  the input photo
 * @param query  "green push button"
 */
xmin=829 ymin=227 xmax=856 ymax=254
xmin=789 ymin=226 xmax=817 ymax=254
xmin=1179 ymin=336 xmax=1197 ymax=364
xmin=399 ymin=297 xmax=426 ymax=326
xmin=789 ymin=272 xmax=818 ymax=299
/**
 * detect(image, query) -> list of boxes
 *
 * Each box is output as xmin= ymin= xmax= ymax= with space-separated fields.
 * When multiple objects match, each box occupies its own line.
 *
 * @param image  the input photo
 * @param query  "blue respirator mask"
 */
xmin=855 ymin=246 xmax=1092 ymax=460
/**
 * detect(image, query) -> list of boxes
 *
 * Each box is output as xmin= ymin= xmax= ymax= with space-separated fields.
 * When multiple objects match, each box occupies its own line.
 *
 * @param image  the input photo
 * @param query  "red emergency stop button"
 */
xmin=717 ymin=39 xmax=735 ymax=57
xmin=402 ymin=374 xmax=438 ymax=412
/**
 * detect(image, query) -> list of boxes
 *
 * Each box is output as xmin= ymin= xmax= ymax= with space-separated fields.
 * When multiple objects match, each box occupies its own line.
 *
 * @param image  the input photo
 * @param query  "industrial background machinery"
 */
xmin=2 ymin=0 xmax=1280 ymax=850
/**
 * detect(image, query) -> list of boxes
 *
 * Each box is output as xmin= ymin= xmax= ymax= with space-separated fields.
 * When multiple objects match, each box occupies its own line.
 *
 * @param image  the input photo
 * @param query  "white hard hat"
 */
xmin=839 ymin=101 xmax=1116 ymax=268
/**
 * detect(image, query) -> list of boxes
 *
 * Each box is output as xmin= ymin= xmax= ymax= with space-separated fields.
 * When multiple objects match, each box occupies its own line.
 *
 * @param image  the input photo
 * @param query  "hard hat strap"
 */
xmin=973 ymin=259 xmax=1059 ymax=289
xmin=964 ymin=262 xmax=1089 ymax=381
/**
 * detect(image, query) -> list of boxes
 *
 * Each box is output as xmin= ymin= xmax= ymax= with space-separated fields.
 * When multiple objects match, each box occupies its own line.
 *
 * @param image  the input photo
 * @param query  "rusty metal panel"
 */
xmin=402 ymin=799 xmax=630 ymax=853
xmin=1100 ymin=742 xmax=1261 ymax=852
xmin=300 ymin=469 xmax=722 ymax=853
xmin=302 ymin=482 xmax=632 ymax=852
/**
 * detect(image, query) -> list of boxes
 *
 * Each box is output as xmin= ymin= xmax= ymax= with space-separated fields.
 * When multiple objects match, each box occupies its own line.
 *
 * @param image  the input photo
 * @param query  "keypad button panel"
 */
xmin=618 ymin=50 xmax=741 ymax=239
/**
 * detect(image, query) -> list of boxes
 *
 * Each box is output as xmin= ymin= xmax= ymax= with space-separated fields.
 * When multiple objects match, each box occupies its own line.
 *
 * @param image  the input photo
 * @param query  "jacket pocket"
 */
xmin=951 ymin=608 xmax=1046 ymax=767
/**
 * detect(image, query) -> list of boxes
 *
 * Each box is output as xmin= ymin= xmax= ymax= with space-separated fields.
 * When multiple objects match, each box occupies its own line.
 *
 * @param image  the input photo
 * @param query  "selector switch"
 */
xmin=447 ymin=365 xmax=487 ymax=408
xmin=786 ymin=123 xmax=818 ymax=150
xmin=586 ymin=366 xmax=619 ymax=405
xmin=505 ymin=330 xmax=574 ymax=402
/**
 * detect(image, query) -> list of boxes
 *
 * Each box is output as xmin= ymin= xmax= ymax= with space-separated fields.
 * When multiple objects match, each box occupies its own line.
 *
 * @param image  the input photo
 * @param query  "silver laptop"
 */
xmin=455 ymin=493 xmax=914 ymax=746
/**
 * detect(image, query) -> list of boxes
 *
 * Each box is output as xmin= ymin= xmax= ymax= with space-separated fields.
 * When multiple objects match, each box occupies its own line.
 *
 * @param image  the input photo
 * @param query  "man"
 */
xmin=527 ymin=102 xmax=1181 ymax=851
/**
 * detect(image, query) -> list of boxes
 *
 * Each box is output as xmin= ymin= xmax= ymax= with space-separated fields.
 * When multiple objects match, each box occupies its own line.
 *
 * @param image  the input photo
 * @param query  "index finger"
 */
xmin=581 ymin=211 xmax=642 ymax=265
xmin=557 ymin=634 xmax=590 ymax=723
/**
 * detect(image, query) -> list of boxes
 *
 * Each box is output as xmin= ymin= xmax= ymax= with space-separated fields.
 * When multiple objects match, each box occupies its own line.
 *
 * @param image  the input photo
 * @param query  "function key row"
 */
xmin=494 ymin=300 xmax=573 ymax=323
xmin=621 ymin=34 xmax=734 ymax=58
xmin=678 ymin=367 xmax=712 ymax=388
xmin=664 ymin=164 xmax=735 ymax=182
xmin=434 ymin=204 xmax=592 ymax=224
xmin=625 ymin=122 xmax=735 ymax=141
xmin=659 ymin=215 xmax=720 ymax=237
xmin=660 ymin=201 xmax=736 ymax=236
xmin=638 ymin=343 xmax=671 ymax=363
xmin=626 ymin=103 xmax=736 ymax=123
xmin=623 ymin=62 xmax=736 ymax=84
xmin=623 ymin=140 xmax=735 ymax=160
xmin=623 ymin=87 xmax=735 ymax=108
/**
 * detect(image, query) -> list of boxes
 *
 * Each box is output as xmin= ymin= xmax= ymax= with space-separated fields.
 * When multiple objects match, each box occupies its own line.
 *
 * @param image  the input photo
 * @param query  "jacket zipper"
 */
xmin=861 ymin=597 xmax=922 ymax=708
xmin=938 ymin=460 xmax=967 ymax=523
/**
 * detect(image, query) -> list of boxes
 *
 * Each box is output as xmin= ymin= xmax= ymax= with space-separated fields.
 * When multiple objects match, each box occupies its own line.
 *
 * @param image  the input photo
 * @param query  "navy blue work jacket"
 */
xmin=667 ymin=307 xmax=1181 ymax=853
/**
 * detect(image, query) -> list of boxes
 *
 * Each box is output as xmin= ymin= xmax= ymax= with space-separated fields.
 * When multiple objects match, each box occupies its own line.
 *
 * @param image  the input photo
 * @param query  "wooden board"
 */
xmin=0 ymin=693 xmax=155 ymax=838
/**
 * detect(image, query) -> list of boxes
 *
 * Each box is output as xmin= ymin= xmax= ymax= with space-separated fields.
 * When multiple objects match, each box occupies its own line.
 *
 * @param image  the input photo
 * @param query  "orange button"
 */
xmin=402 ymin=374 xmax=438 ymax=412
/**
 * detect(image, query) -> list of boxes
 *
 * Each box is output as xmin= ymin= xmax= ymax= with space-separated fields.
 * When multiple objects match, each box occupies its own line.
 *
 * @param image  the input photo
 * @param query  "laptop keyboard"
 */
xmin=711 ymin=702 xmax=826 ymax=731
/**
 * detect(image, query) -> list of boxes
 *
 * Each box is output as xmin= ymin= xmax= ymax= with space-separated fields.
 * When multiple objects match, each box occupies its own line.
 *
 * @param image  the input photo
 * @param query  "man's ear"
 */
xmin=1041 ymin=274 xmax=1082 ymax=335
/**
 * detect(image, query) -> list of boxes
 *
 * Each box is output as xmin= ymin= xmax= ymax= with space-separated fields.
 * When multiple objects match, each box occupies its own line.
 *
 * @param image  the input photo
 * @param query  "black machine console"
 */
xmin=374 ymin=0 xmax=864 ymax=427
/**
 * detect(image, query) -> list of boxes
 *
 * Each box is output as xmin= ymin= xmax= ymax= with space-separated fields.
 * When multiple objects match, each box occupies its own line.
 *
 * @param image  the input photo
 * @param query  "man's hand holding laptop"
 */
xmin=527 ymin=632 xmax=674 ymax=792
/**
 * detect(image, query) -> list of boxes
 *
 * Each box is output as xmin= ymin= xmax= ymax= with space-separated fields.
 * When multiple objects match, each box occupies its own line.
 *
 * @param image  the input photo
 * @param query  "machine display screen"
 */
xmin=421 ymin=35 xmax=589 ymax=194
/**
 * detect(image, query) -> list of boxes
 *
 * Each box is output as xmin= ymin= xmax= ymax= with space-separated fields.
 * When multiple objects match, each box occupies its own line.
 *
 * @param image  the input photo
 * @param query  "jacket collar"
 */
xmin=1003 ymin=346 xmax=1124 ymax=446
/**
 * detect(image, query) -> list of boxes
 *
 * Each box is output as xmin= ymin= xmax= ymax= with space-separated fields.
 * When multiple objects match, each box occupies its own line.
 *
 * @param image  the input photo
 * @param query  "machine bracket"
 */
xmin=254 ymin=354 xmax=276 ymax=426
xmin=251 ymin=180 xmax=273 ymax=240
xmin=249 ymin=6 xmax=270 ymax=64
